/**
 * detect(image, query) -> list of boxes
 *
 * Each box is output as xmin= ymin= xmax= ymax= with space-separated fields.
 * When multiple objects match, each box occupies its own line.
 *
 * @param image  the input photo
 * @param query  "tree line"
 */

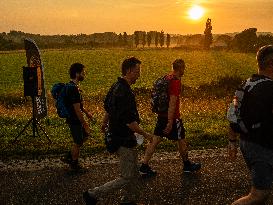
xmin=1 ymin=19 xmax=273 ymax=52
xmin=0 ymin=30 xmax=172 ymax=50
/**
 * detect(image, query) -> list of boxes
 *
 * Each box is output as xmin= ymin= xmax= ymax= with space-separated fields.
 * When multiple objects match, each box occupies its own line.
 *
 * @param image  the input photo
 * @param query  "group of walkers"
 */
xmin=57 ymin=45 xmax=273 ymax=205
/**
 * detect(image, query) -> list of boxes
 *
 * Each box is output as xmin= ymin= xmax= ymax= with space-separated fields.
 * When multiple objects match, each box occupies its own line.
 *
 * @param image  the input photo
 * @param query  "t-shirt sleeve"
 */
xmin=169 ymin=80 xmax=181 ymax=96
xmin=67 ymin=85 xmax=81 ymax=104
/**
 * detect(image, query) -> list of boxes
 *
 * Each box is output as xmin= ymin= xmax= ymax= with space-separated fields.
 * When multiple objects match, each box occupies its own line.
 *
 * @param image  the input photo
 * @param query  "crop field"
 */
xmin=0 ymin=48 xmax=257 ymax=157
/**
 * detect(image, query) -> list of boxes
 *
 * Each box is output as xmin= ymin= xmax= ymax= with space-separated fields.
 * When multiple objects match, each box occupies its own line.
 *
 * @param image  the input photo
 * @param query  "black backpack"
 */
xmin=227 ymin=77 xmax=273 ymax=134
xmin=151 ymin=75 xmax=175 ymax=113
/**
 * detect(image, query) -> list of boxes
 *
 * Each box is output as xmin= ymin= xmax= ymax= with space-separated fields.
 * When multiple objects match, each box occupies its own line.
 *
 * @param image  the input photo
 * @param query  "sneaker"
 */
xmin=139 ymin=163 xmax=157 ymax=176
xmin=120 ymin=196 xmax=137 ymax=205
xmin=70 ymin=160 xmax=84 ymax=170
xmin=183 ymin=161 xmax=201 ymax=173
xmin=83 ymin=191 xmax=98 ymax=205
xmin=61 ymin=152 xmax=72 ymax=164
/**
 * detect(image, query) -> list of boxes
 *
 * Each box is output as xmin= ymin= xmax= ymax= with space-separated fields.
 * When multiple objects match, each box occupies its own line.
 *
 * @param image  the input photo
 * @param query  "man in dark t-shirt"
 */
xmin=83 ymin=57 xmax=154 ymax=205
xmin=228 ymin=45 xmax=273 ymax=205
xmin=140 ymin=59 xmax=201 ymax=176
xmin=61 ymin=63 xmax=92 ymax=170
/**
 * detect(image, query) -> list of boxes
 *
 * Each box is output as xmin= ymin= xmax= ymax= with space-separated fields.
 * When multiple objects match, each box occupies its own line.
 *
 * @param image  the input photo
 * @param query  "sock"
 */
xmin=183 ymin=160 xmax=191 ymax=166
xmin=71 ymin=159 xmax=78 ymax=165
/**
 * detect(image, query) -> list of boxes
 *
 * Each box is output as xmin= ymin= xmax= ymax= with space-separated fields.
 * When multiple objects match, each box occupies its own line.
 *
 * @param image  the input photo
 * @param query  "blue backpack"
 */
xmin=51 ymin=83 xmax=72 ymax=118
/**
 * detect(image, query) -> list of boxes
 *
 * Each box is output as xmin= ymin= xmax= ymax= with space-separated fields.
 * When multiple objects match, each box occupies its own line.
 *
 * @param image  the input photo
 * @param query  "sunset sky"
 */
xmin=1 ymin=0 xmax=273 ymax=35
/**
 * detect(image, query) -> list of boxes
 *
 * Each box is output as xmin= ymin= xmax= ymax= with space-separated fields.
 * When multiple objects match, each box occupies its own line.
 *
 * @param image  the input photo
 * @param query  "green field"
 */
xmin=0 ymin=49 xmax=257 ymax=157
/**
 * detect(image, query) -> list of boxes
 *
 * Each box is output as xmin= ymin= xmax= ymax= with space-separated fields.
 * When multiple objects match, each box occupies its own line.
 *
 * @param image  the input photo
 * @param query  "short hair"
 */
xmin=69 ymin=63 xmax=84 ymax=79
xmin=172 ymin=59 xmax=185 ymax=71
xmin=121 ymin=57 xmax=141 ymax=76
xmin=256 ymin=45 xmax=273 ymax=70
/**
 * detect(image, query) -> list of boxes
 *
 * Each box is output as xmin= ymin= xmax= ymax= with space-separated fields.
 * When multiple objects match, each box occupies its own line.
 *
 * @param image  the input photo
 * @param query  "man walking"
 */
xmin=61 ymin=63 xmax=92 ymax=170
xmin=228 ymin=45 xmax=273 ymax=205
xmin=140 ymin=59 xmax=201 ymax=176
xmin=83 ymin=57 xmax=153 ymax=205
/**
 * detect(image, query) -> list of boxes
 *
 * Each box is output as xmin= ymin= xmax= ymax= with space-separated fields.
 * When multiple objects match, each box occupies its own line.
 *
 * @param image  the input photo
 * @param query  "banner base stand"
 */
xmin=13 ymin=96 xmax=51 ymax=144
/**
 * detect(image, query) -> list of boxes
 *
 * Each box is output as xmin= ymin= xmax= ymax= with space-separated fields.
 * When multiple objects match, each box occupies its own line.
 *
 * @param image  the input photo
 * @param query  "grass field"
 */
xmin=0 ymin=48 xmax=258 ymax=158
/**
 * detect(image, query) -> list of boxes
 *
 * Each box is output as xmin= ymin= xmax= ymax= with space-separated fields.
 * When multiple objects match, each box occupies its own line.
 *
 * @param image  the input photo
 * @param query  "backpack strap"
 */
xmin=243 ymin=77 xmax=273 ymax=92
xmin=105 ymin=81 xmax=119 ymax=113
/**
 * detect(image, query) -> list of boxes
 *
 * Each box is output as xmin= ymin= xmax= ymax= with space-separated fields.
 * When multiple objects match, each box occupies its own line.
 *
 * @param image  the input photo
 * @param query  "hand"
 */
xmin=163 ymin=121 xmax=173 ymax=135
xmin=85 ymin=112 xmax=93 ymax=120
xmin=228 ymin=142 xmax=238 ymax=161
xmin=143 ymin=132 xmax=153 ymax=142
xmin=83 ymin=123 xmax=91 ymax=136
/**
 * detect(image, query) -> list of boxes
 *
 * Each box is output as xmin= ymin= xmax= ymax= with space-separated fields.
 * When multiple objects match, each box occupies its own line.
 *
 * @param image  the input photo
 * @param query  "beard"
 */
xmin=78 ymin=76 xmax=84 ymax=81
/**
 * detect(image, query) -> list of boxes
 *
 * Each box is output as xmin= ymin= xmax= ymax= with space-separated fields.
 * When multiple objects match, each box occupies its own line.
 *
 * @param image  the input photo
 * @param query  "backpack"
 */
xmin=227 ymin=77 xmax=273 ymax=134
xmin=51 ymin=83 xmax=72 ymax=118
xmin=151 ymin=75 xmax=175 ymax=113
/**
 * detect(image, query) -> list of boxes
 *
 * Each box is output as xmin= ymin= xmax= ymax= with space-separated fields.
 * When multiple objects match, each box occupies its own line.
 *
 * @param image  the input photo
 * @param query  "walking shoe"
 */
xmin=70 ymin=160 xmax=84 ymax=170
xmin=61 ymin=151 xmax=72 ymax=164
xmin=139 ymin=163 xmax=157 ymax=176
xmin=183 ymin=161 xmax=201 ymax=173
xmin=83 ymin=191 xmax=98 ymax=205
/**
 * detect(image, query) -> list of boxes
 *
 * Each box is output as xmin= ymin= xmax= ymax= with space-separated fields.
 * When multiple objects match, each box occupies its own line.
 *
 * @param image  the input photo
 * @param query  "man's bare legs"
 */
xmin=143 ymin=135 xmax=162 ymax=165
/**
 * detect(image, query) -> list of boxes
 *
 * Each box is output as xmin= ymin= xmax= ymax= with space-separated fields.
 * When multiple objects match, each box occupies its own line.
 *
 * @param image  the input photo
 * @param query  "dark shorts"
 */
xmin=240 ymin=139 xmax=273 ymax=190
xmin=154 ymin=117 xmax=185 ymax=140
xmin=68 ymin=123 xmax=87 ymax=146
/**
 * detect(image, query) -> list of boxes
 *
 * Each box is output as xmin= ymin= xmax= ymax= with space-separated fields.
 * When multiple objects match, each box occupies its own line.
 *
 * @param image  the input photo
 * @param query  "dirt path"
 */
xmin=1 ymin=148 xmax=272 ymax=205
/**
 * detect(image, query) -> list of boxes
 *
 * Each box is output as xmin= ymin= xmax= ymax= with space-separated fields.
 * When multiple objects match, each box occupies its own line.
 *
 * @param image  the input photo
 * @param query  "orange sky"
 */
xmin=1 ymin=0 xmax=273 ymax=35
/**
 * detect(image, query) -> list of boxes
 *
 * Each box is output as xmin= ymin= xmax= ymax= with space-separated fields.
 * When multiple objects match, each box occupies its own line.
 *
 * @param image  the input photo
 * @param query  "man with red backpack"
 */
xmin=140 ymin=59 xmax=201 ymax=176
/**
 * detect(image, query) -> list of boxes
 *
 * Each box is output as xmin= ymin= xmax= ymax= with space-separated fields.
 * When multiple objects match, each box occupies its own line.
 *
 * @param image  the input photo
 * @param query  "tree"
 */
xmin=118 ymin=33 xmax=123 ymax=46
xmin=216 ymin=34 xmax=232 ymax=49
xmin=203 ymin=18 xmax=213 ymax=50
xmin=159 ymin=30 xmax=164 ymax=47
xmin=257 ymin=34 xmax=273 ymax=48
xmin=123 ymin=32 xmax=128 ymax=46
xmin=166 ymin=34 xmax=171 ymax=48
xmin=155 ymin=32 xmax=159 ymax=47
xmin=142 ymin=32 xmax=146 ymax=48
xmin=134 ymin=31 xmax=140 ymax=48
xmin=0 ymin=35 xmax=18 ymax=50
xmin=147 ymin=32 xmax=152 ymax=47
xmin=232 ymin=28 xmax=258 ymax=52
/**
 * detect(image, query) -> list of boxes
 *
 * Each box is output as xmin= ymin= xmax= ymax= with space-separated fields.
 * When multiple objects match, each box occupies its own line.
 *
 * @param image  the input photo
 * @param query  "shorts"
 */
xmin=68 ymin=123 xmax=88 ymax=146
xmin=240 ymin=139 xmax=273 ymax=190
xmin=154 ymin=117 xmax=185 ymax=140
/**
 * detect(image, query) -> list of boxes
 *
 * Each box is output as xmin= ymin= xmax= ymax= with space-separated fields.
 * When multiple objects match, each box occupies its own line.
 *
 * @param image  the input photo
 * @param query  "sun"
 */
xmin=188 ymin=5 xmax=204 ymax=20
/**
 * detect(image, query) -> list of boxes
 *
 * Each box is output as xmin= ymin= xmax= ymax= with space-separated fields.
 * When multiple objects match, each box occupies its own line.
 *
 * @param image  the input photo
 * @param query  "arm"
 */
xmin=82 ymin=107 xmax=93 ymax=120
xmin=164 ymin=95 xmax=177 ymax=134
xmin=127 ymin=121 xmax=152 ymax=141
xmin=227 ymin=127 xmax=238 ymax=161
xmin=73 ymin=103 xmax=91 ymax=135
xmin=113 ymin=88 xmax=152 ymax=141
